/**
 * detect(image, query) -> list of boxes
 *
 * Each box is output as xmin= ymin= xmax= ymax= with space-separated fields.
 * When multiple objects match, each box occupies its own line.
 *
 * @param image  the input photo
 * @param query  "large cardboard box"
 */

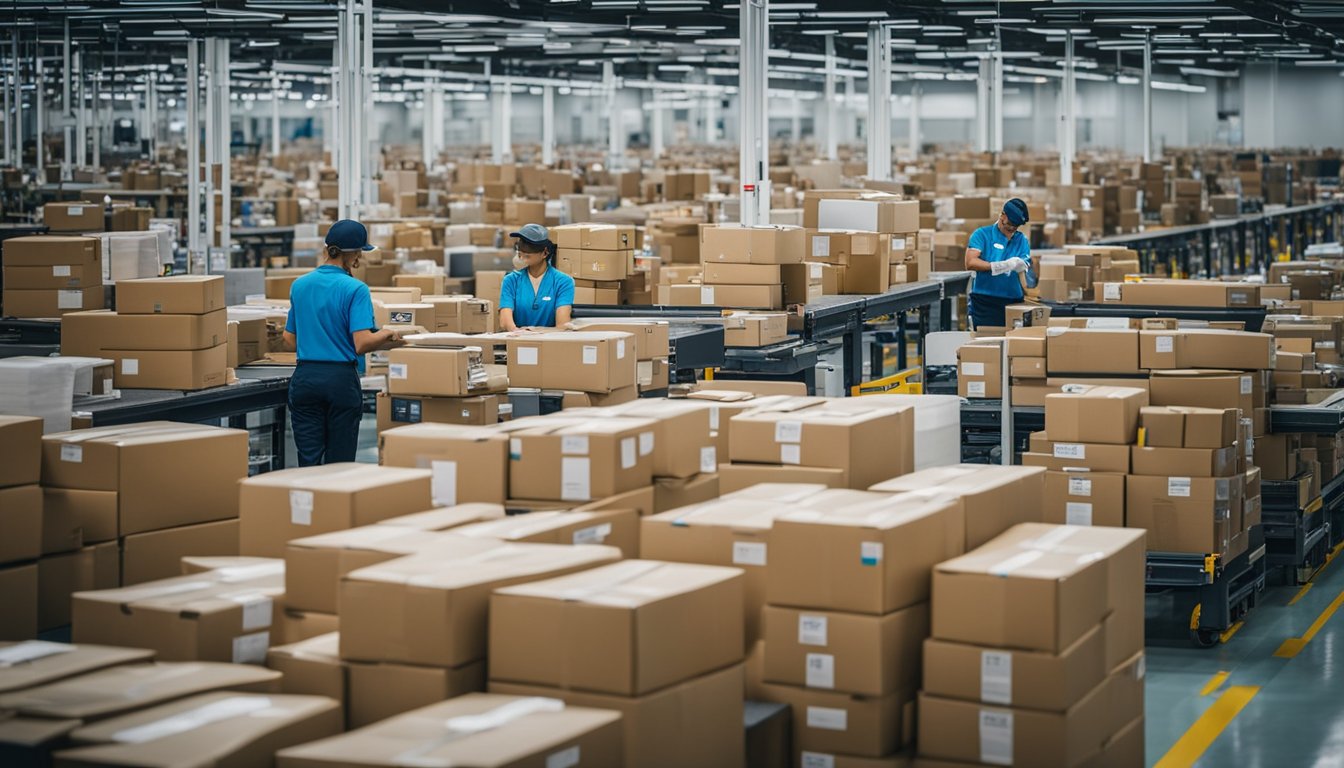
xmin=375 ymin=392 xmax=499 ymax=431
xmin=238 ymin=463 xmax=433 ymax=558
xmin=699 ymin=283 xmax=786 ymax=310
xmin=61 ymin=310 xmax=227 ymax=357
xmin=338 ymin=540 xmax=621 ymax=667
xmin=52 ymin=692 xmax=341 ymax=767
xmin=768 ymin=496 xmax=961 ymax=615
xmin=2 ymin=287 xmax=103 ymax=317
xmin=552 ymin=223 xmax=637 ymax=251
xmin=869 ymin=465 xmax=1047 ymax=552
xmin=654 ymin=472 xmax=721 ymax=513
xmin=5 ymin=263 xmax=102 ymax=290
xmin=1140 ymin=329 xmax=1275 ymax=371
xmin=0 ymin=564 xmax=38 ymax=640
xmin=0 ymin=416 xmax=43 ymax=489
xmin=378 ymin=423 xmax=509 ymax=505
xmin=1023 ymin=433 xmax=1132 ymax=473
xmin=700 ymin=225 xmax=806 ymax=265
xmin=721 ymin=312 xmax=790 ymax=347
xmin=596 ymin=399 xmax=717 ymax=479
xmin=958 ymin=342 xmax=1002 ymax=399
xmin=762 ymin=602 xmax=927 ymax=697
xmin=1046 ymin=329 xmax=1141 ymax=375
xmin=3 ymin=236 xmax=102 ymax=272
xmin=757 ymin=682 xmax=912 ymax=759
xmin=37 ymin=541 xmax=119 ymax=631
xmin=502 ymin=417 xmax=657 ymax=502
xmin=729 ymin=404 xmax=914 ymax=489
xmin=817 ymin=198 xmax=920 ymax=234
xmin=266 ymin=633 xmax=348 ymax=724
xmin=70 ymin=561 xmax=284 ymax=662
xmin=1044 ymin=386 xmax=1148 ymax=445
xmin=374 ymin=503 xmax=506 ymax=532
xmin=43 ymin=202 xmax=104 ymax=232
xmin=284 ymin=525 xmax=451 ymax=614
xmin=386 ymin=346 xmax=481 ymax=397
xmin=115 ymin=275 xmax=225 ymax=315
xmin=505 ymin=332 xmax=636 ymax=393
xmin=1131 ymin=445 xmax=1238 ymax=478
xmin=491 ymin=664 xmax=745 ymax=768
xmin=0 ymin=485 xmax=41 ymax=566
xmin=490 ymin=560 xmax=744 ymax=695
xmin=41 ymin=422 xmax=247 ymax=536
xmin=568 ymin=319 xmax=670 ymax=360
xmin=0 ymin=641 xmax=154 ymax=694
xmin=345 ymin=659 xmax=486 ymax=729
xmin=121 ymin=518 xmax=240 ymax=586
xmin=922 ymin=623 xmax=1106 ymax=712
xmin=452 ymin=509 xmax=639 ymax=558
xmin=717 ymin=464 xmax=847 ymax=494
xmin=275 ymin=693 xmax=625 ymax=767
xmin=41 ymin=487 xmax=115 ymax=552
xmin=1139 ymin=406 xmax=1238 ymax=449
xmin=103 ymin=343 xmax=229 ymax=390
xmin=1043 ymin=471 xmax=1125 ymax=527
xmin=1125 ymin=474 xmax=1234 ymax=554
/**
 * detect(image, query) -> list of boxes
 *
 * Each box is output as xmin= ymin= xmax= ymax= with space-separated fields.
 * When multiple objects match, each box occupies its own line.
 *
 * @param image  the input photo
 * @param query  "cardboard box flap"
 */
xmin=0 ymin=662 xmax=281 ymax=720
xmin=648 ymin=498 xmax=791 ymax=530
xmin=779 ymin=493 xmax=957 ymax=530
xmin=451 ymin=510 xmax=616 ymax=540
xmin=64 ymin=691 xmax=337 ymax=745
xmin=869 ymin=464 xmax=1043 ymax=494
xmin=287 ymin=525 xmax=441 ymax=553
xmin=240 ymin=462 xmax=432 ymax=492
xmin=345 ymin=541 xmax=621 ymax=590
xmin=376 ymin=504 xmax=508 ymax=531
xmin=719 ymin=483 xmax=831 ymax=502
xmin=494 ymin=559 xmax=742 ymax=608
xmin=266 ymin=632 xmax=341 ymax=664
xmin=0 ymin=642 xmax=156 ymax=695
xmin=181 ymin=556 xmax=281 ymax=575
xmin=43 ymin=421 xmax=241 ymax=447
xmin=73 ymin=564 xmax=283 ymax=615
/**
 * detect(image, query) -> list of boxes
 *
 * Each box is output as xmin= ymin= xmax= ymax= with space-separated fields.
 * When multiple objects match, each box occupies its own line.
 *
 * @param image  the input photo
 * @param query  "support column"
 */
xmin=326 ymin=40 xmax=337 ymax=165
xmin=976 ymin=57 xmax=989 ymax=152
xmin=34 ymin=48 xmax=43 ymax=173
xmin=187 ymin=39 xmax=201 ymax=268
xmin=271 ymin=72 xmax=282 ymax=162
xmin=421 ymin=78 xmax=434 ymax=168
xmin=843 ymin=75 xmax=855 ymax=147
xmin=62 ymin=19 xmax=71 ymax=179
xmin=90 ymin=54 xmax=99 ymax=170
xmin=492 ymin=77 xmax=511 ymax=164
xmin=704 ymin=92 xmax=716 ymax=144
xmin=361 ymin=0 xmax=374 ymax=207
xmin=824 ymin=34 xmax=838 ymax=161
xmin=3 ymin=31 xmax=12 ymax=166
xmin=541 ymin=84 xmax=554 ymax=165
xmin=908 ymin=84 xmax=921 ymax=162
xmin=738 ymin=0 xmax=769 ymax=225
xmin=1141 ymin=35 xmax=1152 ymax=162
xmin=1060 ymin=31 xmax=1075 ymax=185
xmin=604 ymin=62 xmax=621 ymax=170
xmin=790 ymin=101 xmax=801 ymax=146
xmin=204 ymin=37 xmax=231 ymax=271
xmin=650 ymin=98 xmax=664 ymax=160
xmin=991 ymin=45 xmax=1004 ymax=153
xmin=74 ymin=50 xmax=85 ymax=167
xmin=866 ymin=22 xmax=891 ymax=181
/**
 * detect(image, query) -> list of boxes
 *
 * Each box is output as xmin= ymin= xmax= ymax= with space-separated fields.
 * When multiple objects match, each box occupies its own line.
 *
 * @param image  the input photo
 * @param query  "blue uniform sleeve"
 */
xmin=556 ymin=275 xmax=575 ymax=308
xmin=968 ymin=227 xmax=990 ymax=256
xmin=349 ymin=284 xmax=376 ymax=334
xmin=285 ymin=306 xmax=295 ymax=334
xmin=498 ymin=272 xmax=516 ymax=311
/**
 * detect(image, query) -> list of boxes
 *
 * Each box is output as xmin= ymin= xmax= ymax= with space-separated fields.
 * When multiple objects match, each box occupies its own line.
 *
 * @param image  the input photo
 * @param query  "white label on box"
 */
xmin=732 ymin=541 xmax=767 ymax=566
xmin=962 ymin=362 xmax=985 ymax=377
xmin=700 ymin=446 xmax=718 ymax=474
xmin=509 ymin=438 xmax=522 ymax=460
xmin=431 ymin=460 xmax=457 ymax=507
xmin=388 ymin=363 xmax=408 ymax=380
xmin=561 ymin=457 xmax=592 ymax=501
xmin=805 ymin=653 xmax=835 ymax=689
xmin=1103 ymin=283 xmax=1122 ymax=301
xmin=572 ymin=523 xmax=612 ymax=545
xmin=979 ymin=710 xmax=1014 ymax=766
xmin=1085 ymin=317 xmax=1130 ymax=329
xmin=1241 ymin=375 xmax=1253 ymax=395
xmin=812 ymin=235 xmax=831 ymax=258
xmin=639 ymin=432 xmax=655 ymax=456
xmin=582 ymin=345 xmax=598 ymax=365
xmin=967 ymin=381 xmax=986 ymax=397
xmin=232 ymin=594 xmax=274 ymax=631
xmin=701 ymin=286 xmax=715 ymax=305
xmin=517 ymin=346 xmax=539 ymax=366
xmin=52 ymin=265 xmax=71 ymax=277
xmin=799 ymin=614 xmax=828 ymax=646
xmin=121 ymin=358 xmax=139 ymax=375
xmin=57 ymin=290 xmax=83 ymax=309
xmin=780 ymin=444 xmax=802 ymax=465
xmin=775 ymin=420 xmax=803 ymax=443
xmin=801 ymin=754 xmax=835 ymax=768
xmin=891 ymin=237 xmax=907 ymax=250
xmin=231 ymin=631 xmax=269 ymax=664
xmin=806 ymin=706 xmax=847 ymax=732
xmin=1156 ymin=335 xmax=1174 ymax=353
xmin=546 ymin=747 xmax=580 ymax=768
xmin=60 ymin=444 xmax=83 ymax=463
xmin=289 ymin=490 xmax=314 ymax=525
xmin=1169 ymin=477 xmax=1192 ymax=497
xmin=860 ymin=541 xmax=883 ymax=566
xmin=561 ymin=436 xmax=590 ymax=455
xmin=1068 ymin=477 xmax=1092 ymax=497
xmin=617 ymin=339 xmax=626 ymax=359
xmin=709 ymin=406 xmax=720 ymax=431
xmin=68 ymin=205 xmax=84 ymax=216
xmin=1066 ymin=502 xmax=1094 ymax=526
xmin=1054 ymin=443 xmax=1086 ymax=459
xmin=103 ymin=378 xmax=113 ymax=394
xmin=981 ymin=651 xmax=1013 ymax=705
xmin=621 ymin=437 xmax=637 ymax=469
xmin=810 ymin=262 xmax=823 ymax=279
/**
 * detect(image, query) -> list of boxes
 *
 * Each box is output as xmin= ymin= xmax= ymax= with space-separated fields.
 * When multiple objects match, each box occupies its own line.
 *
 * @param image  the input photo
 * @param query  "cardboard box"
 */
xmin=0 ymin=641 xmax=154 ymax=694
xmin=5 ymin=263 xmax=102 ymax=290
xmin=817 ymin=198 xmax=920 ymax=234
xmin=38 ymin=541 xmax=119 ymax=631
xmin=0 ymin=485 xmax=41 ymax=566
xmin=502 ymin=417 xmax=657 ymax=502
xmin=3 ymin=236 xmax=102 ymax=274
xmin=1131 ymin=445 xmax=1238 ymax=478
xmin=1024 ymin=433 xmax=1132 ymax=473
xmin=757 ymin=682 xmax=911 ymax=759
xmin=769 ymin=496 xmax=960 ymax=615
xmin=121 ymin=518 xmax=239 ymax=586
xmin=103 ymin=343 xmax=228 ymax=390
xmin=869 ymin=465 xmax=1047 ymax=552
xmin=43 ymin=202 xmax=104 ymax=232
xmin=1150 ymin=370 xmax=1254 ymax=417
xmin=1140 ymin=330 xmax=1275 ymax=371
xmin=284 ymin=525 xmax=452 ymax=614
xmin=1043 ymin=471 xmax=1126 ymax=527
xmin=490 ymin=664 xmax=745 ymax=768
xmin=598 ymin=399 xmax=717 ymax=479
xmin=392 ymin=273 xmax=445 ymax=296
xmin=238 ymin=463 xmax=433 ymax=558
xmin=61 ymin=310 xmax=228 ymax=357
xmin=115 ymin=275 xmax=225 ymax=315
xmin=375 ymin=391 xmax=499 ymax=431
xmin=958 ymin=342 xmax=1002 ymax=399
xmin=52 ymin=692 xmax=342 ymax=766
xmin=41 ymin=422 xmax=247 ymax=537
xmin=2 ymin=287 xmax=103 ymax=317
xmin=378 ymin=423 xmax=509 ymax=505
xmin=654 ymin=472 xmax=721 ymax=513
xmin=265 ymin=633 xmax=347 ymax=724
xmin=1125 ymin=475 xmax=1234 ymax=554
xmin=700 ymin=225 xmax=806 ymax=265
xmin=490 ymin=560 xmax=744 ymax=695
xmin=346 ymin=659 xmax=486 ymax=729
xmin=722 ymin=312 xmax=790 ymax=347
xmin=729 ymin=404 xmax=914 ymax=490
xmin=700 ymin=283 xmax=785 ymax=309
xmin=1139 ymin=406 xmax=1238 ymax=449
xmin=41 ymin=487 xmax=114 ymax=552
xmin=71 ymin=561 xmax=283 ymax=662
xmin=276 ymin=609 xmax=340 ymax=646
xmin=452 ymin=509 xmax=640 ymax=558
xmin=1046 ymin=329 xmax=1141 ymax=375
xmin=703 ymin=263 xmax=783 ymax=286
xmin=0 ymin=416 xmax=42 ymax=489
xmin=506 ymin=332 xmax=636 ymax=393
xmin=1118 ymin=280 xmax=1259 ymax=308
xmin=338 ymin=540 xmax=621 ymax=667
xmin=763 ymin=602 xmax=927 ymax=697
xmin=717 ymin=464 xmax=847 ymax=494
xmin=0 ymin=564 xmax=37 ymax=640
xmin=922 ymin=623 xmax=1106 ymax=712
xmin=1044 ymin=386 xmax=1148 ymax=445
xmin=552 ymin=223 xmax=637 ymax=251
xmin=386 ymin=346 xmax=482 ymax=397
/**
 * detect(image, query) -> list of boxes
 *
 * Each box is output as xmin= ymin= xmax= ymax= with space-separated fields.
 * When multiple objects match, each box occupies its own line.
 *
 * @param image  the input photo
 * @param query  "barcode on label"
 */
xmin=981 ymin=651 xmax=1012 ymax=705
xmin=1054 ymin=443 xmax=1085 ymax=459
xmin=732 ymin=541 xmax=767 ymax=566
xmin=1065 ymin=502 xmax=1093 ymax=526
xmin=962 ymin=362 xmax=985 ymax=377
xmin=799 ymin=614 xmax=828 ymax=646
xmin=807 ymin=706 xmax=847 ymax=731
xmin=1168 ymin=477 xmax=1192 ymax=497
xmin=1068 ymin=477 xmax=1092 ymax=496
xmin=805 ymin=653 xmax=835 ymax=689
xmin=979 ymin=710 xmax=1014 ymax=766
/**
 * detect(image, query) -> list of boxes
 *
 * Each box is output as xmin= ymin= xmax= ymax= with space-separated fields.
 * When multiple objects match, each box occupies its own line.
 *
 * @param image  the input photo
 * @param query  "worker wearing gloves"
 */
xmin=499 ymin=223 xmax=575 ymax=331
xmin=964 ymin=197 xmax=1036 ymax=329
xmin=282 ymin=219 xmax=405 ymax=466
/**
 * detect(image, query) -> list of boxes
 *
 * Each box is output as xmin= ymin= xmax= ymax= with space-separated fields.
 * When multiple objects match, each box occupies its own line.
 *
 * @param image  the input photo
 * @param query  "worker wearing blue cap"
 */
xmin=965 ymin=198 xmax=1036 ymax=329
xmin=282 ymin=219 xmax=406 ymax=466
xmin=499 ymin=223 xmax=575 ymax=331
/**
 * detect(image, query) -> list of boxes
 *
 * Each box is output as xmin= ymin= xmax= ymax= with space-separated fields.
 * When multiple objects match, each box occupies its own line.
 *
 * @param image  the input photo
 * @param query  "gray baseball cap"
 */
xmin=509 ymin=223 xmax=549 ymax=246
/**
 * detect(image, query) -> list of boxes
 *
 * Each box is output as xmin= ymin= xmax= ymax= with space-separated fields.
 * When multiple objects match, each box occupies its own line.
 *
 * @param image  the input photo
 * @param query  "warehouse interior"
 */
xmin=3 ymin=1 xmax=1344 ymax=767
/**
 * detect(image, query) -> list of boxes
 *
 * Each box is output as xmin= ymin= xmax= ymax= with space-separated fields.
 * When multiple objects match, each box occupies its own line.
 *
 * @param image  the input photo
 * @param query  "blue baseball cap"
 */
xmin=1003 ymin=198 xmax=1030 ymax=227
xmin=509 ymin=223 xmax=550 ymax=246
xmin=326 ymin=219 xmax=377 ymax=252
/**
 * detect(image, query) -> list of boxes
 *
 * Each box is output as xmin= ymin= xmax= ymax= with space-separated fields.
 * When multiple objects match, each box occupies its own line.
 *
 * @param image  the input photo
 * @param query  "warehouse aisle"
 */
xmin=1146 ymin=545 xmax=1344 ymax=767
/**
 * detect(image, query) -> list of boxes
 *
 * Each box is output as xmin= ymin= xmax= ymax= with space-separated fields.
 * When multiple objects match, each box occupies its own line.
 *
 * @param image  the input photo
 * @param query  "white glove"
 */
xmin=991 ymin=257 xmax=1027 ymax=276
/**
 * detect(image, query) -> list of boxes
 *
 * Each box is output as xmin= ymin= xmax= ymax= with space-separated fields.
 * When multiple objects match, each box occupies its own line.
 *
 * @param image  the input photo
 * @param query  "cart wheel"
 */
xmin=1191 ymin=628 xmax=1220 ymax=648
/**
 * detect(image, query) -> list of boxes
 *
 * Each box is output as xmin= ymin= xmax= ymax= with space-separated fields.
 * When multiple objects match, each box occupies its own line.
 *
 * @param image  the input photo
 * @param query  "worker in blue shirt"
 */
xmin=499 ymin=223 xmax=575 ymax=331
xmin=282 ymin=219 xmax=405 ymax=466
xmin=964 ymin=198 xmax=1037 ymax=329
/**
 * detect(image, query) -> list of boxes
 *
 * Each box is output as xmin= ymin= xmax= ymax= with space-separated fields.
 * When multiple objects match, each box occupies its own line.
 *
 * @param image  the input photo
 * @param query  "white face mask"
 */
xmin=512 ymin=255 xmax=529 ymax=270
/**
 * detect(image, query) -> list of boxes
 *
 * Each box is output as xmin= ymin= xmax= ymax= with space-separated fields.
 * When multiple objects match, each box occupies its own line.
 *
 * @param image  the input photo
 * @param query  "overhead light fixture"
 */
xmin=815 ymin=11 xmax=888 ymax=19
xmin=1096 ymin=17 xmax=1208 ymax=24
xmin=801 ymin=29 xmax=840 ymax=35
xmin=456 ymin=45 xmax=500 ymax=53
xmin=658 ymin=64 xmax=693 ymax=71
xmin=974 ymin=17 xmax=1031 ymax=25
xmin=695 ymin=38 xmax=740 ymax=46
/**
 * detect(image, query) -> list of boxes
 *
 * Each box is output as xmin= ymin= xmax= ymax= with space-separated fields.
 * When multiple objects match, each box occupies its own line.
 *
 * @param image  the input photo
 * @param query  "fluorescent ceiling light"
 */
xmin=456 ymin=45 xmax=500 ymax=53
xmin=771 ymin=2 xmax=818 ymax=8
xmin=1097 ymin=17 xmax=1207 ymax=24
xmin=801 ymin=29 xmax=840 ymax=35
xmin=974 ymin=17 xmax=1031 ymax=25
xmin=695 ymin=38 xmax=739 ymax=46
xmin=815 ymin=11 xmax=888 ymax=19
xmin=658 ymin=64 xmax=693 ymax=71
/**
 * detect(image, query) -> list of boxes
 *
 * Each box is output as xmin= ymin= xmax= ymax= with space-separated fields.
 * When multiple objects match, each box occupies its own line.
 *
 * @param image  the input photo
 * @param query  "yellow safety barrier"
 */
xmin=852 ymin=368 xmax=923 ymax=397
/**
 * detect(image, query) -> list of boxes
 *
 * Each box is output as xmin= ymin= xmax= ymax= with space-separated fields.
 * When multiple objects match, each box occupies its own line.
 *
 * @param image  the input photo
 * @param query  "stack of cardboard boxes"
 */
xmin=2 ymin=236 xmax=105 ymax=318
xmin=807 ymin=191 xmax=927 ymax=292
xmin=1165 ymin=178 xmax=1207 ymax=227
xmin=497 ymin=414 xmax=659 ymax=506
xmin=504 ymin=330 xmax=639 ymax=406
xmin=378 ymin=340 xmax=500 ymax=431
xmin=43 ymin=202 xmax=105 ymax=234
xmin=699 ymin=225 xmax=806 ymax=309
xmin=0 ymin=417 xmax=43 ymax=639
xmin=553 ymin=223 xmax=637 ymax=305
xmin=569 ymin=319 xmax=671 ymax=394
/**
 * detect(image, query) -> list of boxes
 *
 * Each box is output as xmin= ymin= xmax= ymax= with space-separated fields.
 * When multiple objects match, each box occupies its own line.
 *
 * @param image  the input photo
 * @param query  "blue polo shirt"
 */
xmin=969 ymin=224 xmax=1033 ymax=299
xmin=499 ymin=267 xmax=575 ymax=328
xmin=284 ymin=265 xmax=377 ymax=363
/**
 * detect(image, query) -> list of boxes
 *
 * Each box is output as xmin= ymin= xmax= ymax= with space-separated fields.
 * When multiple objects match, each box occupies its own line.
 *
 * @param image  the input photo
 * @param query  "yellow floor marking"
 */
xmin=1154 ymin=686 xmax=1261 ymax=768
xmin=1199 ymin=671 xmax=1230 ymax=697
xmin=1275 ymin=586 xmax=1344 ymax=659
xmin=1288 ymin=582 xmax=1315 ymax=606
xmin=1219 ymin=622 xmax=1244 ymax=644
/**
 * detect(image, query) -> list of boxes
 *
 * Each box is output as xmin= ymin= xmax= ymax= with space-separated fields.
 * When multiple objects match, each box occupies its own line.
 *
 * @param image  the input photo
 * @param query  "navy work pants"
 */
xmin=289 ymin=361 xmax=362 ymax=466
xmin=968 ymin=293 xmax=1014 ymax=330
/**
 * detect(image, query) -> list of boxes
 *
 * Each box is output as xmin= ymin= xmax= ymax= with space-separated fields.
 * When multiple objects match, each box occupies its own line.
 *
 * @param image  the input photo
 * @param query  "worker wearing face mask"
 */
xmin=964 ymin=197 xmax=1037 ymax=329
xmin=498 ymin=223 xmax=575 ymax=332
